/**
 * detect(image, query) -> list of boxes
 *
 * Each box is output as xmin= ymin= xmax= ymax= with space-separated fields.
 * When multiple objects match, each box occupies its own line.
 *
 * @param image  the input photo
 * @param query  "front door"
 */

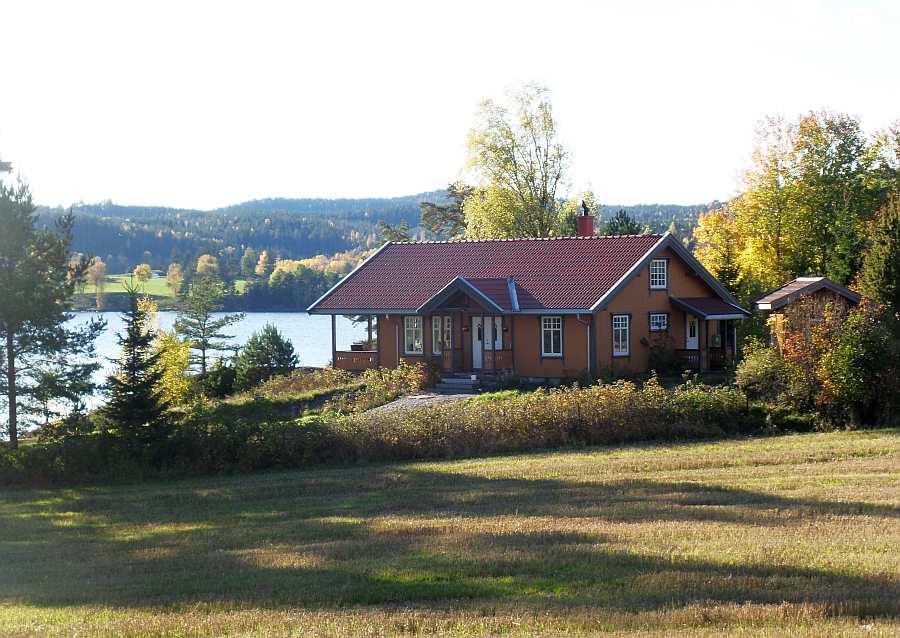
xmin=471 ymin=316 xmax=502 ymax=370
xmin=686 ymin=316 xmax=699 ymax=350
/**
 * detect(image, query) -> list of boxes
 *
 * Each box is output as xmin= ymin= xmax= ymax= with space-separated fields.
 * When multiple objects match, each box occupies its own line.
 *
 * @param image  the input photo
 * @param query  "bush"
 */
xmin=0 ymin=376 xmax=762 ymax=486
xmin=817 ymin=303 xmax=898 ymax=425
xmin=197 ymin=359 xmax=236 ymax=398
xmin=735 ymin=339 xmax=789 ymax=402
xmin=325 ymin=361 xmax=428 ymax=414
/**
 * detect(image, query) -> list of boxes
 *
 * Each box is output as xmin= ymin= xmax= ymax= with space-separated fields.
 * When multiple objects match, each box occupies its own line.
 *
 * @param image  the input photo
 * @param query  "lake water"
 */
xmin=68 ymin=312 xmax=367 ymax=408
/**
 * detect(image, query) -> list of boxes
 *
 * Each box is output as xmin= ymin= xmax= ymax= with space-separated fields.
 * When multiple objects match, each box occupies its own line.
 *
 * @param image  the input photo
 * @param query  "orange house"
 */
xmin=308 ymin=213 xmax=749 ymax=382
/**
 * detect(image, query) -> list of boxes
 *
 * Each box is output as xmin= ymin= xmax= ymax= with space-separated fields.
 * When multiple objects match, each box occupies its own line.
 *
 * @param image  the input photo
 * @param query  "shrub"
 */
xmin=735 ymin=338 xmax=789 ymax=402
xmin=646 ymin=333 xmax=684 ymax=375
xmin=817 ymin=303 xmax=898 ymax=425
xmin=325 ymin=361 xmax=428 ymax=414
xmin=1 ymin=377 xmax=762 ymax=486
xmin=197 ymin=358 xmax=236 ymax=398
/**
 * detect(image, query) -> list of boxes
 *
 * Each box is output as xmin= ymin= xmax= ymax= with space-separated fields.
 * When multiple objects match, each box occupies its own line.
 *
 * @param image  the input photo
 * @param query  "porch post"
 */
xmin=376 ymin=316 xmax=382 ymax=367
xmin=480 ymin=313 xmax=485 ymax=371
xmin=331 ymin=314 xmax=337 ymax=368
xmin=702 ymin=318 xmax=709 ymax=371
xmin=425 ymin=315 xmax=432 ymax=364
xmin=492 ymin=316 xmax=498 ymax=375
xmin=367 ymin=315 xmax=373 ymax=350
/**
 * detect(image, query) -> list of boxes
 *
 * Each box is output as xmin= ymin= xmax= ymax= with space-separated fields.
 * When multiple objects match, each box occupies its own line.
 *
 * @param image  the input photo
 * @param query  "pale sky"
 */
xmin=1 ymin=0 xmax=898 ymax=209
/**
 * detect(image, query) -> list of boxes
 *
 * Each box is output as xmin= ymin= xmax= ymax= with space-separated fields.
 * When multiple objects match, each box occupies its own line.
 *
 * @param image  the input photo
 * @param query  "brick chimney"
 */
xmin=577 ymin=200 xmax=594 ymax=237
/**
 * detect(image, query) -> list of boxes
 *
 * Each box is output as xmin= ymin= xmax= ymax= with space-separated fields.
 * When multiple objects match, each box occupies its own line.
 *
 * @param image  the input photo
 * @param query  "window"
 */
xmin=613 ymin=314 xmax=630 ymax=356
xmin=404 ymin=316 xmax=423 ymax=355
xmin=541 ymin=316 xmax=562 ymax=357
xmin=432 ymin=316 xmax=452 ymax=355
xmin=649 ymin=259 xmax=667 ymax=289
xmin=649 ymin=313 xmax=668 ymax=332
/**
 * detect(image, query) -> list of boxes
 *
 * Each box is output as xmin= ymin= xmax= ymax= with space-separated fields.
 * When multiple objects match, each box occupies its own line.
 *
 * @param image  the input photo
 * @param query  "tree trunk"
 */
xmin=6 ymin=331 xmax=17 ymax=450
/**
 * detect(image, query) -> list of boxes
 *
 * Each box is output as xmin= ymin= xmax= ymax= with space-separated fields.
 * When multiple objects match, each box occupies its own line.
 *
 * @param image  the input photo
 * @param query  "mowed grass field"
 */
xmin=1 ymin=430 xmax=898 ymax=637
xmin=81 ymin=274 xmax=247 ymax=299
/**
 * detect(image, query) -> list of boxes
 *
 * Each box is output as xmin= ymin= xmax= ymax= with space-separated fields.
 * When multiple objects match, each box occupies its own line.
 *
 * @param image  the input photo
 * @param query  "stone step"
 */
xmin=440 ymin=376 xmax=479 ymax=385
xmin=434 ymin=383 xmax=479 ymax=395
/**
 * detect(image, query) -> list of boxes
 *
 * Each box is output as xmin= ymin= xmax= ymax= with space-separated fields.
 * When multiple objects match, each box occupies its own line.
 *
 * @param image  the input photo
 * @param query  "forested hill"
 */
xmin=36 ymin=193 xmax=710 ymax=273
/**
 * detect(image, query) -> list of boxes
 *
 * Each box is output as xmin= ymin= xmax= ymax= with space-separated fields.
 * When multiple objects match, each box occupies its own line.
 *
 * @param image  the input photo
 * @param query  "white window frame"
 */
xmin=541 ymin=315 xmax=563 ymax=357
xmin=432 ymin=315 xmax=452 ymax=355
xmin=612 ymin=314 xmax=630 ymax=357
xmin=649 ymin=259 xmax=668 ymax=289
xmin=649 ymin=313 xmax=668 ymax=332
xmin=404 ymin=316 xmax=423 ymax=355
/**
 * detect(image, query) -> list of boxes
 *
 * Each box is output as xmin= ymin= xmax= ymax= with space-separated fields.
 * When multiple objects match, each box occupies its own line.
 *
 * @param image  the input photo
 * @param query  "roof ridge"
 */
xmin=393 ymin=234 xmax=663 ymax=245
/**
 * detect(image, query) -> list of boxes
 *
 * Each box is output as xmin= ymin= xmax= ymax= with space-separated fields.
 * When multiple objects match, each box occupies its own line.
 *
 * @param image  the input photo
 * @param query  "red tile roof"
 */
xmin=310 ymin=235 xmax=664 ymax=312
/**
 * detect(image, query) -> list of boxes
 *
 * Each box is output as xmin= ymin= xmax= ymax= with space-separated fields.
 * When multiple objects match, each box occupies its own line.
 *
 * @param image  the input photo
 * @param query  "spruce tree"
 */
xmin=174 ymin=275 xmax=244 ymax=375
xmin=860 ymin=197 xmax=900 ymax=316
xmin=100 ymin=285 xmax=167 ymax=441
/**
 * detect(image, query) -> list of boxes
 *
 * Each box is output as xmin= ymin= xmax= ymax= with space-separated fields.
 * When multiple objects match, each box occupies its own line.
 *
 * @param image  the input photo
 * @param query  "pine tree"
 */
xmin=234 ymin=324 xmax=298 ymax=390
xmin=174 ymin=275 xmax=244 ymax=374
xmin=0 ymin=180 xmax=104 ymax=448
xmin=100 ymin=285 xmax=167 ymax=441
xmin=860 ymin=197 xmax=900 ymax=316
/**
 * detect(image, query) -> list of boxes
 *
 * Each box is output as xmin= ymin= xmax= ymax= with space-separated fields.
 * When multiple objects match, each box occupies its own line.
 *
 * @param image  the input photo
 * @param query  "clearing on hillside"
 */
xmin=1 ymin=430 xmax=898 ymax=637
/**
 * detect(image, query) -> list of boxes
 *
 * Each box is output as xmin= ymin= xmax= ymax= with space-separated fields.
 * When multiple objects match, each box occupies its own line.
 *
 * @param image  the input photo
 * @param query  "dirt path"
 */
xmin=366 ymin=393 xmax=474 ymax=414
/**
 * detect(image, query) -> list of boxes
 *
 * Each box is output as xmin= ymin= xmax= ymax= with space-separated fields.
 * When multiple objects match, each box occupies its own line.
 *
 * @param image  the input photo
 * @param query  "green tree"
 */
xmin=234 ymin=324 xmax=298 ymax=390
xmin=99 ymin=285 xmax=167 ymax=440
xmin=377 ymin=220 xmax=411 ymax=243
xmin=859 ymin=196 xmax=900 ymax=316
xmin=693 ymin=205 xmax=743 ymax=296
xmin=464 ymin=84 xmax=570 ymax=238
xmin=0 ymin=180 xmax=103 ymax=448
xmin=240 ymin=247 xmax=258 ymax=279
xmin=604 ymin=209 xmax=643 ymax=235
xmin=419 ymin=182 xmax=472 ymax=239
xmin=174 ymin=276 xmax=244 ymax=375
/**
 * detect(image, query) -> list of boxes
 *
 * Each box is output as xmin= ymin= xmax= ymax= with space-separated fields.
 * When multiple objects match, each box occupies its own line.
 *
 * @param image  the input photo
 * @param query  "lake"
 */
xmin=69 ymin=311 xmax=367 ymax=408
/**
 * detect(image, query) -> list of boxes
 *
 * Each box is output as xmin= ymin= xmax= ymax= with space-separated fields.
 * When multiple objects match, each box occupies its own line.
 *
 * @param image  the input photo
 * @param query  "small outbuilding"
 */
xmin=754 ymin=276 xmax=861 ymax=347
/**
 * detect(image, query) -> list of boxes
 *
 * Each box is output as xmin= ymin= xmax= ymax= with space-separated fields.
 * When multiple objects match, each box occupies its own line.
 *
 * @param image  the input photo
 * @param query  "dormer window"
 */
xmin=649 ymin=259 xmax=668 ymax=289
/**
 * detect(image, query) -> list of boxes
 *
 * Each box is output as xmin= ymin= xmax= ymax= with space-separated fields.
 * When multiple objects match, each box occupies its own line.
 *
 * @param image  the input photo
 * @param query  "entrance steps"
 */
xmin=433 ymin=373 xmax=481 ymax=395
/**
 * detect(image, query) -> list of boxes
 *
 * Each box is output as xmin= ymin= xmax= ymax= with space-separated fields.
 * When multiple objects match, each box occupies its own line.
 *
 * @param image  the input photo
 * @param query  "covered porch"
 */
xmin=670 ymin=297 xmax=747 ymax=371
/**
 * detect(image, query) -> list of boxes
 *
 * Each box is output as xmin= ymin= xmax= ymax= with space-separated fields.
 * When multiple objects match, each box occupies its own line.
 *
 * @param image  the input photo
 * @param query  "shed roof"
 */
xmin=754 ymin=277 xmax=861 ymax=311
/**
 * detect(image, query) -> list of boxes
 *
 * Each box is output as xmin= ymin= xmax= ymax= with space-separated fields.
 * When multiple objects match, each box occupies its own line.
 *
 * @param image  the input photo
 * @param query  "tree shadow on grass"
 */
xmin=1 ymin=467 xmax=898 ymax=617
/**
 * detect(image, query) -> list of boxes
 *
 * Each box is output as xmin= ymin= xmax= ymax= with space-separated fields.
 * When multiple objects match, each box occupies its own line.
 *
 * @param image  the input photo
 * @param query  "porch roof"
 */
xmin=670 ymin=297 xmax=750 ymax=320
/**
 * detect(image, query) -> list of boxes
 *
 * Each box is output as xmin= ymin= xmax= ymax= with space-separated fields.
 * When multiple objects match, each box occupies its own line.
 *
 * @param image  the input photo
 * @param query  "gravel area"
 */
xmin=365 ymin=393 xmax=474 ymax=414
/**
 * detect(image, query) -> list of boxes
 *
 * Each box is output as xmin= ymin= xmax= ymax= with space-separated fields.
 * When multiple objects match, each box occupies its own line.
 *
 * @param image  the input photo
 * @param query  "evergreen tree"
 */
xmin=100 ymin=286 xmax=166 ymax=440
xmin=240 ymin=247 xmax=258 ymax=278
xmin=604 ymin=209 xmax=643 ymax=235
xmin=174 ymin=275 xmax=244 ymax=374
xmin=860 ymin=197 xmax=900 ymax=316
xmin=0 ymin=180 xmax=104 ymax=448
xmin=234 ymin=324 xmax=298 ymax=390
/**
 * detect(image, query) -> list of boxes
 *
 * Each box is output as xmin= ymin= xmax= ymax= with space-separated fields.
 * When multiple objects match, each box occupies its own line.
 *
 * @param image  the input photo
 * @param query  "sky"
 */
xmin=0 ymin=0 xmax=898 ymax=210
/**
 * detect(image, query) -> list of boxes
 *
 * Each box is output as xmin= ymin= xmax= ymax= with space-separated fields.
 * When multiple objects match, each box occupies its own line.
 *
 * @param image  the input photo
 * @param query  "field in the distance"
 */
xmin=1 ymin=430 xmax=898 ymax=637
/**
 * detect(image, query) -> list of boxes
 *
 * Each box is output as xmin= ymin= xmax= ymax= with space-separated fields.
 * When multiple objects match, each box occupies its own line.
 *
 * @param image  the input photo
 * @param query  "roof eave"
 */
xmin=305 ymin=241 xmax=394 ymax=313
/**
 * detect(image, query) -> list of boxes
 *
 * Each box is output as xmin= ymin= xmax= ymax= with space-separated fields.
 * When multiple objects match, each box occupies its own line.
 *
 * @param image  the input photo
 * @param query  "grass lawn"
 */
xmin=1 ymin=430 xmax=898 ymax=637
xmin=81 ymin=274 xmax=248 ymax=298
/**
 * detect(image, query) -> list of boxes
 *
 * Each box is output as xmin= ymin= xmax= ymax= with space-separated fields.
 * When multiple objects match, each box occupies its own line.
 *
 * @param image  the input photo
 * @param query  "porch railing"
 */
xmin=334 ymin=350 xmax=377 ymax=371
xmin=675 ymin=349 xmax=700 ymax=370
xmin=482 ymin=349 xmax=514 ymax=371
